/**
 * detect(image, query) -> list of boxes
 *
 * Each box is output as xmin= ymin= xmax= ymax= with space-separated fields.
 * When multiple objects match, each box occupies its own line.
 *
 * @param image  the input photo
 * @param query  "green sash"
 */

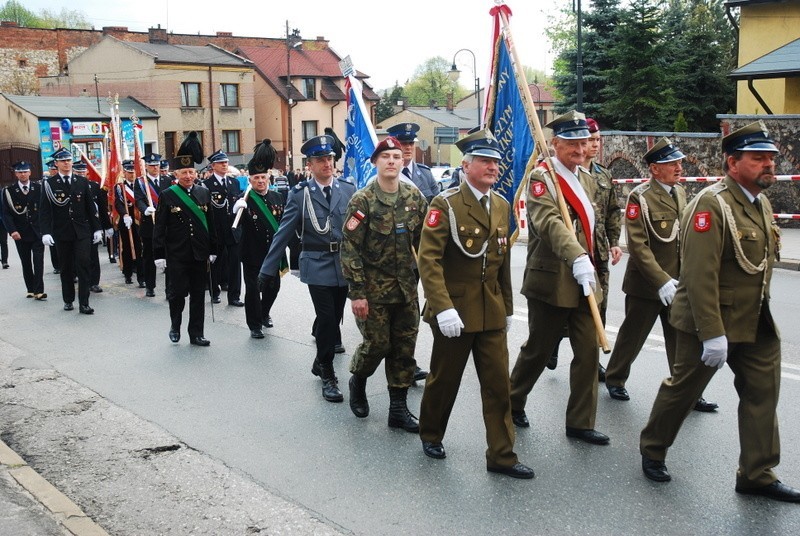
xmin=170 ymin=185 xmax=208 ymax=232
xmin=248 ymin=190 xmax=288 ymax=273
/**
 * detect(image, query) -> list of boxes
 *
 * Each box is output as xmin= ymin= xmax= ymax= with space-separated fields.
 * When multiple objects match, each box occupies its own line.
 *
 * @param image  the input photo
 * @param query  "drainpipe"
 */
xmin=747 ymin=78 xmax=773 ymax=115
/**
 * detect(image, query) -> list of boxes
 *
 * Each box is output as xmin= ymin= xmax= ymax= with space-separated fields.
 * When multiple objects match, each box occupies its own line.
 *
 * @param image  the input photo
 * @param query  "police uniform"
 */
xmin=386 ymin=122 xmax=440 ymax=202
xmin=135 ymin=153 xmax=164 ymax=296
xmin=203 ymin=150 xmax=243 ymax=306
xmin=417 ymin=130 xmax=533 ymax=478
xmin=340 ymin=136 xmax=428 ymax=428
xmin=2 ymin=161 xmax=45 ymax=298
xmin=153 ymin=149 xmax=218 ymax=346
xmin=639 ymin=122 xmax=799 ymax=501
xmin=74 ymin=161 xmax=112 ymax=292
xmin=39 ymin=149 xmax=102 ymax=312
xmin=115 ymin=161 xmax=144 ymax=285
xmin=508 ymin=111 xmax=608 ymax=443
xmin=259 ymin=135 xmax=356 ymax=402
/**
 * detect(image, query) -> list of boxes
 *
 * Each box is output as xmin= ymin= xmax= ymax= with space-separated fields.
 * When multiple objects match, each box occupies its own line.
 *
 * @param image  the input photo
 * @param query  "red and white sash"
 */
xmin=542 ymin=159 xmax=596 ymax=257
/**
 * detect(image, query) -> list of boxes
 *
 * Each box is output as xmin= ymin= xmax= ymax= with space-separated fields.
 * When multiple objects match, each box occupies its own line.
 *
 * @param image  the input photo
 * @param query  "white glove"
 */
xmin=209 ymin=254 xmax=217 ymax=264
xmin=506 ymin=316 xmax=513 ymax=333
xmin=144 ymin=206 xmax=156 ymax=216
xmin=233 ymin=199 xmax=247 ymax=212
xmin=657 ymin=278 xmax=679 ymax=306
xmin=123 ymin=214 xmax=133 ymax=228
xmin=436 ymin=308 xmax=464 ymax=338
xmin=572 ymin=255 xmax=596 ymax=297
xmin=701 ymin=335 xmax=728 ymax=369
xmin=42 ymin=234 xmax=55 ymax=247
xmin=154 ymin=259 xmax=167 ymax=271
xmin=92 ymin=230 xmax=103 ymax=244
xmin=104 ymin=228 xmax=114 ymax=239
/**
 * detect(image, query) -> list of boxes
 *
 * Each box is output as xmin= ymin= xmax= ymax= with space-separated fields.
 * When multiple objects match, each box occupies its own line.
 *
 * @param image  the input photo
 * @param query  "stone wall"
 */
xmin=600 ymin=115 xmax=800 ymax=227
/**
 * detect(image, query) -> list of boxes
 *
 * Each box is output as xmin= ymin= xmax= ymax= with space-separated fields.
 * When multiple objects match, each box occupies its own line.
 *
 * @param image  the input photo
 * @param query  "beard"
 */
xmin=755 ymin=172 xmax=776 ymax=190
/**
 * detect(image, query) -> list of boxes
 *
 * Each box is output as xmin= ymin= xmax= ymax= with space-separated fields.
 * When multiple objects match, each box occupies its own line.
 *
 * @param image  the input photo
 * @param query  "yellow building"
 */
xmin=729 ymin=0 xmax=800 ymax=114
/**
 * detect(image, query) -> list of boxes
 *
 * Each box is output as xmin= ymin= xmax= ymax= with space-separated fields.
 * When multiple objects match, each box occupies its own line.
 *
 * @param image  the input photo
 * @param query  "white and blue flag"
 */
xmin=343 ymin=72 xmax=378 ymax=189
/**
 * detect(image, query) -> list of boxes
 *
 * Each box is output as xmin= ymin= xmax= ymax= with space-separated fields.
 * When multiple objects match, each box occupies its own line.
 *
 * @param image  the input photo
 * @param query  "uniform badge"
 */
xmin=426 ymin=209 xmax=441 ymax=227
xmin=694 ymin=211 xmax=711 ymax=232
xmin=466 ymin=239 xmax=474 ymax=248
xmin=346 ymin=216 xmax=361 ymax=231
xmin=626 ymin=203 xmax=640 ymax=220
xmin=531 ymin=181 xmax=546 ymax=197
xmin=660 ymin=221 xmax=667 ymax=229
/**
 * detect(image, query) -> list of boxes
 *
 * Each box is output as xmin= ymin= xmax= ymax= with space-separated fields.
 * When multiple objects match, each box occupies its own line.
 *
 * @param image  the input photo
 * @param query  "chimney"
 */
xmin=149 ymin=26 xmax=168 ymax=43
xmin=446 ymin=93 xmax=453 ymax=112
xmin=216 ymin=31 xmax=233 ymax=37
xmin=102 ymin=26 xmax=129 ymax=34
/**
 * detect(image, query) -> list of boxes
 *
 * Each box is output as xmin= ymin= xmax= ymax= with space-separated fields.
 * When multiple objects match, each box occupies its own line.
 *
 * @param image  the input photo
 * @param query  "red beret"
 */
xmin=370 ymin=136 xmax=403 ymax=163
xmin=586 ymin=117 xmax=599 ymax=133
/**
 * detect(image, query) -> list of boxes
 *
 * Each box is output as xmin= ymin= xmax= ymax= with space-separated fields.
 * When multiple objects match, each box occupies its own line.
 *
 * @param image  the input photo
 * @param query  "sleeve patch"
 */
xmin=626 ymin=203 xmax=640 ymax=220
xmin=531 ymin=181 xmax=546 ymax=197
xmin=353 ymin=210 xmax=366 ymax=221
xmin=694 ymin=211 xmax=711 ymax=232
xmin=346 ymin=216 xmax=361 ymax=231
xmin=426 ymin=209 xmax=441 ymax=227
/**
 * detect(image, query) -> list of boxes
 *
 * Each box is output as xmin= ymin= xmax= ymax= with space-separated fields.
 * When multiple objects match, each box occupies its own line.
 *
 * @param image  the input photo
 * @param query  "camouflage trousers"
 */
xmin=597 ymin=261 xmax=610 ymax=325
xmin=349 ymin=300 xmax=420 ymax=388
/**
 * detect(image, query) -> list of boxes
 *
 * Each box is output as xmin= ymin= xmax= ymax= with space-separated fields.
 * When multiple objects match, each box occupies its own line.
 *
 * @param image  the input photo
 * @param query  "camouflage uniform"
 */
xmin=589 ymin=160 xmax=622 ymax=322
xmin=341 ymin=180 xmax=427 ymax=387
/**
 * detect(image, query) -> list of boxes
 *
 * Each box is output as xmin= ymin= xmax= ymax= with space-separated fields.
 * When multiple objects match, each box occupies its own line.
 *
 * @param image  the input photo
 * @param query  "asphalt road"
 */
xmin=1 ymin=243 xmax=800 ymax=535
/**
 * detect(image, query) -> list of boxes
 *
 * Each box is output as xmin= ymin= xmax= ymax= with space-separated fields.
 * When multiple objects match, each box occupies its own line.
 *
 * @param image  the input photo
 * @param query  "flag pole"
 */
xmin=232 ymin=184 xmax=252 ymax=229
xmin=497 ymin=3 xmax=609 ymax=353
xmin=131 ymin=112 xmax=155 ymax=223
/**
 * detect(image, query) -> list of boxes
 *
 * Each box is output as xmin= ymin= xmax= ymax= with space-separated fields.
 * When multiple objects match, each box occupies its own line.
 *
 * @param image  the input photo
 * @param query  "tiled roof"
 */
xmin=730 ymin=37 xmax=800 ymax=79
xmin=3 ymin=94 xmax=159 ymax=120
xmin=122 ymin=41 xmax=251 ymax=67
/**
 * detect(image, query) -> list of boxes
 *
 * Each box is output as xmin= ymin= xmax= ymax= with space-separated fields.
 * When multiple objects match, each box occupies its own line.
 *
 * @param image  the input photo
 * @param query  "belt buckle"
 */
xmin=329 ymin=241 xmax=339 ymax=252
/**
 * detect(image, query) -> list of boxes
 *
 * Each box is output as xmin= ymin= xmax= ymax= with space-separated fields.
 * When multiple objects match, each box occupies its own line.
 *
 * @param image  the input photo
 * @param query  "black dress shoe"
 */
xmin=334 ymin=343 xmax=346 ymax=354
xmin=487 ymin=462 xmax=535 ymax=479
xmin=565 ymin=427 xmax=610 ymax=445
xmin=228 ymin=299 xmax=245 ymax=307
xmin=90 ymin=285 xmax=103 ymax=293
xmin=422 ymin=441 xmax=446 ymax=459
xmin=263 ymin=316 xmax=274 ymax=328
xmin=546 ymin=354 xmax=558 ymax=370
xmin=736 ymin=480 xmax=800 ymax=503
xmin=138 ymin=281 xmax=146 ymax=288
xmin=642 ymin=456 xmax=671 ymax=482
xmin=511 ymin=410 xmax=530 ymax=428
xmin=311 ymin=359 xmax=321 ymax=377
xmin=2 ymin=263 xmax=9 ymax=269
xmin=607 ymin=385 xmax=630 ymax=401
xmin=250 ymin=329 xmax=265 ymax=339
xmin=413 ymin=366 xmax=429 ymax=382
xmin=694 ymin=398 xmax=719 ymax=412
xmin=79 ymin=305 xmax=94 ymax=315
xmin=598 ymin=364 xmax=607 ymax=383
xmin=169 ymin=329 xmax=180 ymax=343
xmin=211 ymin=296 xmax=221 ymax=304
xmin=125 ymin=278 xmax=133 ymax=284
xmin=145 ymin=289 xmax=155 ymax=297
xmin=63 ymin=302 xmax=74 ymax=311
xmin=109 ymin=257 xmax=116 ymax=264
xmin=190 ymin=336 xmax=211 ymax=347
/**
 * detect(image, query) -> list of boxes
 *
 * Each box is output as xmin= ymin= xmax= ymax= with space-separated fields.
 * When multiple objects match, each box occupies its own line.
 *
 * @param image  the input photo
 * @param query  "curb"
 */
xmin=0 ymin=439 xmax=109 ymax=536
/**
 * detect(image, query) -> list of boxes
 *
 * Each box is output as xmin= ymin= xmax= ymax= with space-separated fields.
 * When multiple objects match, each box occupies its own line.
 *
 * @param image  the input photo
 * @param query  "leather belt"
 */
xmin=303 ymin=242 xmax=340 ymax=252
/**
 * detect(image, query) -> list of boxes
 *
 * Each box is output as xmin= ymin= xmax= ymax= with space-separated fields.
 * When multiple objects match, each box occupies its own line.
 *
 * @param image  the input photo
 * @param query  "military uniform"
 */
xmin=386 ymin=122 xmax=440 ymax=201
xmin=588 ymin=160 xmax=621 ymax=319
xmin=39 ymin=153 xmax=102 ymax=310
xmin=134 ymin=174 xmax=162 ymax=295
xmin=2 ymin=168 xmax=45 ymax=297
xmin=341 ymin=178 xmax=427 ymax=388
xmin=85 ymin=172 xmax=112 ymax=291
xmin=153 ymin=182 xmax=217 ymax=342
xmin=114 ymin=175 xmax=144 ymax=285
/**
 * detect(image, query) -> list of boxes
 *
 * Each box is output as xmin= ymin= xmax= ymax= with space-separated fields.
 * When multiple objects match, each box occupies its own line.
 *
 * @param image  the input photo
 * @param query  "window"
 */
xmin=18 ymin=59 xmax=27 ymax=68
xmin=301 ymin=121 xmax=318 ymax=142
xmin=220 ymin=84 xmax=239 ymax=107
xmin=180 ymin=82 xmax=201 ymax=107
xmin=222 ymin=130 xmax=240 ymax=154
xmin=164 ymin=132 xmax=176 ymax=159
xmin=301 ymin=78 xmax=316 ymax=100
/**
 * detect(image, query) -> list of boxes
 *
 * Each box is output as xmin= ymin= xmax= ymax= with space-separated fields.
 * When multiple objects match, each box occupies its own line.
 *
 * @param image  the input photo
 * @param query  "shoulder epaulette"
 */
xmin=631 ymin=182 xmax=651 ymax=195
xmin=294 ymin=180 xmax=309 ymax=190
xmin=490 ymin=189 xmax=510 ymax=205
xmin=417 ymin=163 xmax=430 ymax=170
xmin=439 ymin=187 xmax=460 ymax=200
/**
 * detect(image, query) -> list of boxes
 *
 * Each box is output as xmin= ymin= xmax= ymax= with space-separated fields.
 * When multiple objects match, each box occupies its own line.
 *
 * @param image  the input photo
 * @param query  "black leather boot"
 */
xmin=349 ymin=374 xmax=369 ymax=418
xmin=319 ymin=363 xmax=343 ymax=403
xmin=388 ymin=387 xmax=419 ymax=433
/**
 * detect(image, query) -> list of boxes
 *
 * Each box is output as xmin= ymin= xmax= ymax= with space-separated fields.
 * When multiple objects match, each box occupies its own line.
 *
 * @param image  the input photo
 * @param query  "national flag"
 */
xmin=485 ymin=3 xmax=537 ymax=242
xmin=79 ymin=150 xmax=103 ymax=184
xmin=343 ymin=74 xmax=378 ymax=189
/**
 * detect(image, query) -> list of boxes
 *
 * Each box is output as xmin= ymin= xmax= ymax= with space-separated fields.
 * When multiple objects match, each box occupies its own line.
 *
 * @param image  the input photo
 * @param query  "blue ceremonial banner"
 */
xmin=486 ymin=24 xmax=536 ymax=241
xmin=344 ymin=75 xmax=378 ymax=189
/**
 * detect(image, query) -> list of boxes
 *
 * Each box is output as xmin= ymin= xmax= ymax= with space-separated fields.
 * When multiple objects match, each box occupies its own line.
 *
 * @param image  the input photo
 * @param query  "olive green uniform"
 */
xmin=417 ymin=182 xmax=518 ymax=468
xmin=605 ymin=180 xmax=685 ymax=387
xmin=509 ymin=162 xmax=603 ymax=430
xmin=341 ymin=180 xmax=427 ymax=387
xmin=640 ymin=176 xmax=782 ymax=489
xmin=588 ymin=160 xmax=622 ymax=321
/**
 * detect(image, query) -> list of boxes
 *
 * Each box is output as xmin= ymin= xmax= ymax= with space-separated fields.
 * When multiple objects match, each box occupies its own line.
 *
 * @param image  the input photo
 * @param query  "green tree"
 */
xmin=0 ymin=0 xmax=39 ymax=26
xmin=375 ymin=84 xmax=404 ymax=123
xmin=403 ymin=56 xmax=464 ymax=108
xmin=0 ymin=1 xmax=91 ymax=28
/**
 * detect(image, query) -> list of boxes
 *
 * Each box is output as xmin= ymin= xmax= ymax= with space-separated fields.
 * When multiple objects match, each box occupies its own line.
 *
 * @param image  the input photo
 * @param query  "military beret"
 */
xmin=370 ymin=136 xmax=403 ymax=163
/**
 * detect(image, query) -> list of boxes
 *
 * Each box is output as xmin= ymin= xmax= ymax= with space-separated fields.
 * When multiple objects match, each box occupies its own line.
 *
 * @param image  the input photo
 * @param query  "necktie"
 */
xmin=22 ymin=185 xmax=28 ymax=194
xmin=402 ymin=168 xmax=412 ymax=179
xmin=323 ymin=185 xmax=332 ymax=204
xmin=670 ymin=187 xmax=679 ymax=204
xmin=753 ymin=197 xmax=762 ymax=211
xmin=481 ymin=195 xmax=489 ymax=214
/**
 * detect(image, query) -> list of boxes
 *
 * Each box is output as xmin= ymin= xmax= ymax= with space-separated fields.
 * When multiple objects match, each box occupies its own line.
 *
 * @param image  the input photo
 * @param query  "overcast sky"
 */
xmin=21 ymin=0 xmax=564 ymax=92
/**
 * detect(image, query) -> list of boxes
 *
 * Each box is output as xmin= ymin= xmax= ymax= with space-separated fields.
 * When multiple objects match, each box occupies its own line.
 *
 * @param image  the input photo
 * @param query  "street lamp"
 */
xmin=448 ymin=49 xmax=481 ymax=130
xmin=285 ymin=21 xmax=302 ymax=171
xmin=530 ymin=79 xmax=543 ymax=125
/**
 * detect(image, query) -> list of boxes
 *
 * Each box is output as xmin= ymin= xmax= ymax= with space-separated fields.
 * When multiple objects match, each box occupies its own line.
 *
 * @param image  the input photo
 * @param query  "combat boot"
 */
xmin=319 ymin=363 xmax=344 ymax=403
xmin=388 ymin=387 xmax=419 ymax=433
xmin=349 ymin=374 xmax=369 ymax=418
